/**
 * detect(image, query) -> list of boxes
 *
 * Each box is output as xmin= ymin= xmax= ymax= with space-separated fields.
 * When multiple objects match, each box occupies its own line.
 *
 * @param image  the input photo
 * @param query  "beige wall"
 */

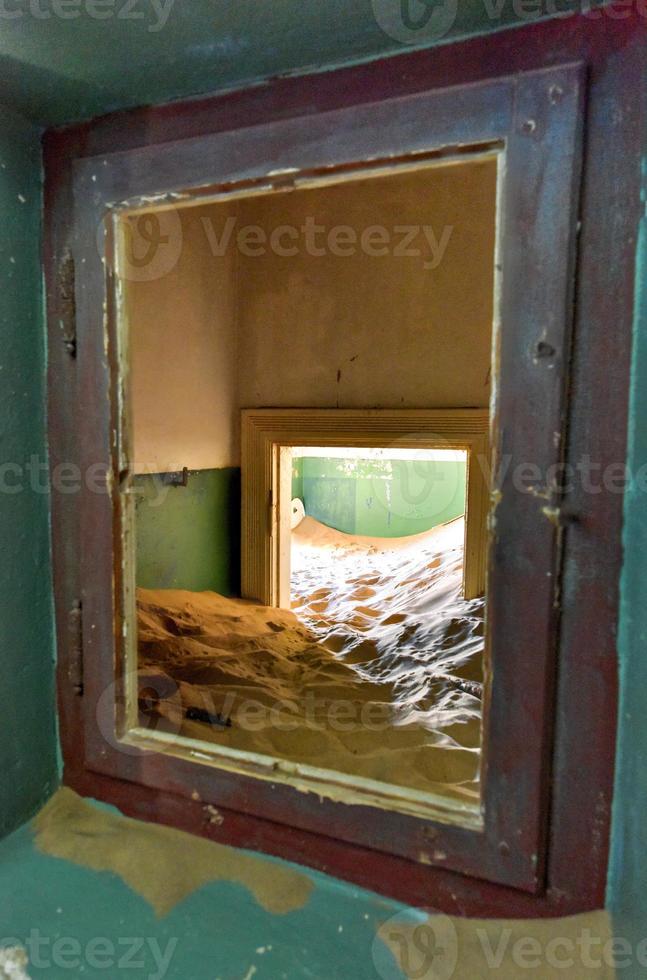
xmin=128 ymin=204 xmax=238 ymax=473
xmin=127 ymin=156 xmax=497 ymax=472
xmin=237 ymin=158 xmax=496 ymax=413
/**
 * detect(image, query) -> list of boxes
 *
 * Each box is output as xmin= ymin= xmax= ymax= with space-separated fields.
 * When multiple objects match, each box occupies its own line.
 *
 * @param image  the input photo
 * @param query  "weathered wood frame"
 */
xmin=43 ymin=11 xmax=647 ymax=915
xmin=73 ymin=62 xmax=581 ymax=895
xmin=241 ymin=408 xmax=490 ymax=606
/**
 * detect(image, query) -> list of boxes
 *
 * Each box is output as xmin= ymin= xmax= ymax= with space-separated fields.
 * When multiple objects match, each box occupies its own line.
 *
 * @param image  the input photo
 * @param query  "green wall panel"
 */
xmin=607 ymin=168 xmax=647 ymax=965
xmin=0 ymin=104 xmax=58 ymax=838
xmin=0 ymin=797 xmax=413 ymax=980
xmin=292 ymin=456 xmax=304 ymax=502
xmin=1 ymin=1 xmax=596 ymax=126
xmin=134 ymin=456 xmax=465 ymax=602
xmin=134 ymin=468 xmax=240 ymax=595
xmin=293 ymin=456 xmax=467 ymax=537
xmin=0 ymin=0 xmax=642 ymax=933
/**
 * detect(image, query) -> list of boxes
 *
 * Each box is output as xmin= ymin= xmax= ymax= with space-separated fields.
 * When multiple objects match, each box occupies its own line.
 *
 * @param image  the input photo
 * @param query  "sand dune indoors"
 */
xmin=136 ymin=517 xmax=485 ymax=803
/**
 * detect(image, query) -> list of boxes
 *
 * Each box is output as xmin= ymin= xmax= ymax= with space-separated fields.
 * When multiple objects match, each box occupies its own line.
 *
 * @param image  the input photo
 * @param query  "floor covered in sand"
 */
xmin=136 ymin=517 xmax=485 ymax=803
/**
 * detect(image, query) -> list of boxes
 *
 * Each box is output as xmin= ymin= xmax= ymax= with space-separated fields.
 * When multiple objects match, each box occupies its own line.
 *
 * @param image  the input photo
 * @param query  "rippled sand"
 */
xmin=136 ymin=517 xmax=484 ymax=802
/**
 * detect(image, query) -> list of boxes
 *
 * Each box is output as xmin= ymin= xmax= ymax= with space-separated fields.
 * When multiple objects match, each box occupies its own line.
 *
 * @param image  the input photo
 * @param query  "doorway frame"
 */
xmin=72 ymin=60 xmax=581 ymax=896
xmin=241 ymin=407 xmax=489 ymax=606
xmin=43 ymin=11 xmax=647 ymax=915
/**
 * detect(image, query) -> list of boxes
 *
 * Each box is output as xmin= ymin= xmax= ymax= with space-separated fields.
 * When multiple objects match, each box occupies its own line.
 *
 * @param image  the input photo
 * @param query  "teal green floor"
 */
xmin=0 ymin=799 xmax=414 ymax=980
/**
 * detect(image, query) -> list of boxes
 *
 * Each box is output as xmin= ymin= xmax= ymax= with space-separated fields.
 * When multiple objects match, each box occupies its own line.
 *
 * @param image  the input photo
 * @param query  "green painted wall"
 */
xmin=293 ymin=456 xmax=466 ymax=537
xmin=0 ymin=104 xmax=58 ymax=838
xmin=134 ymin=454 xmax=465 ymax=596
xmin=1 ymin=1 xmax=594 ymax=127
xmin=0 ymin=0 xmax=645 ymax=951
xmin=607 ymin=167 xmax=647 ymax=962
xmin=0 ymin=795 xmax=414 ymax=979
xmin=292 ymin=457 xmax=304 ymax=503
xmin=134 ymin=468 xmax=240 ymax=595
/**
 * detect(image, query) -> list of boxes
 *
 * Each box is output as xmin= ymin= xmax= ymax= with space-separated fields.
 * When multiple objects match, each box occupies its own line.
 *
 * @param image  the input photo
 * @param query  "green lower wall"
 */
xmin=0 ymin=794 xmax=414 ymax=980
xmin=293 ymin=456 xmax=466 ymax=537
xmin=134 ymin=468 xmax=240 ymax=595
xmin=134 ymin=456 xmax=466 ymax=598
xmin=0 ymin=105 xmax=58 ymax=837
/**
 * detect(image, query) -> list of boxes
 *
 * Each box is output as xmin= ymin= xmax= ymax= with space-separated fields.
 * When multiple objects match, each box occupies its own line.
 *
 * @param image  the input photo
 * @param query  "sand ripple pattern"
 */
xmin=137 ymin=517 xmax=484 ymax=802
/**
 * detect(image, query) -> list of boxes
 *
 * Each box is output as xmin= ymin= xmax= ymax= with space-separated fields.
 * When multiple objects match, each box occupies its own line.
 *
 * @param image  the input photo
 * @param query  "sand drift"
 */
xmin=137 ymin=517 xmax=485 ymax=802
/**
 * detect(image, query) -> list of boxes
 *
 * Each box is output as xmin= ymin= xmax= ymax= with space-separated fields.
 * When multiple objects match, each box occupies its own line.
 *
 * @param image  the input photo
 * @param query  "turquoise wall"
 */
xmin=607 ymin=168 xmax=647 ymax=953
xmin=0 ymin=104 xmax=58 ymax=837
xmin=292 ymin=457 xmax=304 ymax=503
xmin=1 ymin=1 xmax=592 ymax=126
xmin=0 ymin=791 xmax=415 ymax=980
xmin=0 ymin=0 xmax=645 ymax=951
xmin=293 ymin=456 xmax=467 ymax=537
xmin=134 ymin=468 xmax=240 ymax=595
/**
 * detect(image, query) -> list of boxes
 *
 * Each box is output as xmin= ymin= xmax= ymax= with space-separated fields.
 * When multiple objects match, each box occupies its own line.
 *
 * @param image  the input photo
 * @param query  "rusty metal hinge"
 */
xmin=67 ymin=600 xmax=83 ymax=696
xmin=58 ymin=248 xmax=77 ymax=358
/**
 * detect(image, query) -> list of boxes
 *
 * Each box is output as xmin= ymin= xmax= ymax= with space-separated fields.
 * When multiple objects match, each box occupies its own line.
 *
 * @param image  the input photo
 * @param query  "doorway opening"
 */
xmin=123 ymin=150 xmax=497 ymax=816
xmin=289 ymin=445 xmax=484 ymax=802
